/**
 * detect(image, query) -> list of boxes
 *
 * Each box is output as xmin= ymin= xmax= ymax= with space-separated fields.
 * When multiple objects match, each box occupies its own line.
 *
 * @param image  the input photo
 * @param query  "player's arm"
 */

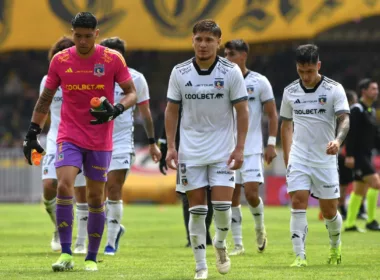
xmin=118 ymin=80 xmax=137 ymax=111
xmin=165 ymin=68 xmax=181 ymax=170
xmin=327 ymin=85 xmax=351 ymax=155
xmin=281 ymin=119 xmax=293 ymax=168
xmin=165 ymin=101 xmax=180 ymax=169
xmin=261 ymin=78 xmax=278 ymax=164
xmin=279 ymin=91 xmax=293 ymax=168
xmin=229 ymin=66 xmax=249 ymax=170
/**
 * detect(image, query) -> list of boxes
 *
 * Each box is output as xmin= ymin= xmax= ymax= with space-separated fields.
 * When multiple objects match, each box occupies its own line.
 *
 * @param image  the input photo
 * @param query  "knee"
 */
xmin=321 ymin=208 xmax=337 ymax=220
xmin=291 ymin=195 xmax=308 ymax=209
xmin=57 ymin=179 xmax=73 ymax=195
xmin=87 ymin=188 xmax=103 ymax=205
xmin=244 ymin=188 xmax=259 ymax=205
xmin=107 ymin=182 xmax=122 ymax=200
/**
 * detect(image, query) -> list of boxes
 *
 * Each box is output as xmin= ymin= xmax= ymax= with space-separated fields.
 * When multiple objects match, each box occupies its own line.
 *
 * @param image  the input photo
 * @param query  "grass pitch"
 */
xmin=0 ymin=204 xmax=379 ymax=279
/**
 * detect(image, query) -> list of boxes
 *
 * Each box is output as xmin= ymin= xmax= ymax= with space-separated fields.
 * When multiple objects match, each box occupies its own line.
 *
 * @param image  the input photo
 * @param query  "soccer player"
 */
xmin=22 ymin=12 xmax=137 ymax=271
xmin=158 ymin=107 xmax=213 ymax=248
xmin=99 ymin=37 xmax=161 ymax=255
xmin=40 ymin=36 xmax=88 ymax=254
xmin=224 ymin=39 xmax=278 ymax=255
xmin=345 ymin=78 xmax=380 ymax=232
xmin=165 ymin=20 xmax=249 ymax=279
xmin=280 ymin=44 xmax=350 ymax=267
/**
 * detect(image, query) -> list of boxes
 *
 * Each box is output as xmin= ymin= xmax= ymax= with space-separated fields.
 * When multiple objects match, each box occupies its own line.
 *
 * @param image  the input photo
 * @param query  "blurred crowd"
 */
xmin=1 ymin=42 xmax=379 ymax=148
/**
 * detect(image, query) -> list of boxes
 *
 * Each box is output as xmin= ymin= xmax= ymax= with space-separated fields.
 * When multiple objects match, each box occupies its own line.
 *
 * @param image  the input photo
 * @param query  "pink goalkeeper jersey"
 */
xmin=44 ymin=45 xmax=131 ymax=151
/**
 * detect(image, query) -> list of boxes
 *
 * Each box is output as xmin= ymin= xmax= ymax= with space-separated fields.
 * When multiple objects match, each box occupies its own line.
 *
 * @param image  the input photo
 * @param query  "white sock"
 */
xmin=76 ymin=203 xmax=88 ymax=246
xmin=290 ymin=209 xmax=308 ymax=259
xmin=43 ymin=197 xmax=57 ymax=227
xmin=324 ymin=212 xmax=342 ymax=248
xmin=231 ymin=205 xmax=243 ymax=246
xmin=212 ymin=201 xmax=232 ymax=249
xmin=248 ymin=197 xmax=264 ymax=230
xmin=106 ymin=200 xmax=123 ymax=248
xmin=189 ymin=205 xmax=208 ymax=271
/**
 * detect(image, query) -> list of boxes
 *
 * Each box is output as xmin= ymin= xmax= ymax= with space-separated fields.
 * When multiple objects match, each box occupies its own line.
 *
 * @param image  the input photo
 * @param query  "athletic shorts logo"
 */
xmin=180 ymin=163 xmax=186 ymax=174
xmin=94 ymin=64 xmax=105 ymax=77
xmin=58 ymin=153 xmax=64 ymax=161
xmin=182 ymin=177 xmax=188 ymax=186
xmin=43 ymin=168 xmax=48 ymax=175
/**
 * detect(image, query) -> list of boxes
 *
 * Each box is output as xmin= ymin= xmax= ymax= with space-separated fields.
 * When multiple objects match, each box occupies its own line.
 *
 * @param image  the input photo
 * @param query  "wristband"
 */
xmin=158 ymin=139 xmax=167 ymax=144
xmin=148 ymin=138 xmax=156 ymax=145
xmin=267 ymin=136 xmax=276 ymax=146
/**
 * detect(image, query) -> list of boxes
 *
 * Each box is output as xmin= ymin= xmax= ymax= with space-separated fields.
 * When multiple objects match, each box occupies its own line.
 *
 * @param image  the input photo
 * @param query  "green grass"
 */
xmin=0 ymin=204 xmax=379 ymax=279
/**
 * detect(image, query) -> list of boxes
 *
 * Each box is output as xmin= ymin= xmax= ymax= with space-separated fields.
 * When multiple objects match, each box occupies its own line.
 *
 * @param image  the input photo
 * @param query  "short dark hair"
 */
xmin=295 ymin=44 xmax=319 ymax=64
xmin=193 ymin=19 xmax=221 ymax=38
xmin=358 ymin=78 xmax=374 ymax=93
xmin=99 ymin=37 xmax=126 ymax=56
xmin=224 ymin=39 xmax=249 ymax=53
xmin=48 ymin=36 xmax=75 ymax=61
xmin=71 ymin=12 xmax=97 ymax=29
xmin=345 ymin=89 xmax=357 ymax=104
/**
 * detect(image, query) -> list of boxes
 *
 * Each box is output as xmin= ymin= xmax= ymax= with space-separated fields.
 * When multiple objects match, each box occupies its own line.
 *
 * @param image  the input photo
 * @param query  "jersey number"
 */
xmin=43 ymin=154 xmax=55 ymax=166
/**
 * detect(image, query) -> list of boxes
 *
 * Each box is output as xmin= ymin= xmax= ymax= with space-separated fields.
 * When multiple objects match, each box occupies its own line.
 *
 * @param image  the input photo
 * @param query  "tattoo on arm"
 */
xmin=336 ymin=113 xmax=350 ymax=144
xmin=35 ymin=88 xmax=55 ymax=114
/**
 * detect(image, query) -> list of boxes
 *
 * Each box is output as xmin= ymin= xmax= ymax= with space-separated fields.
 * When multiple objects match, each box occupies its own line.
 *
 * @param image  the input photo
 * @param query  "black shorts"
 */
xmin=353 ymin=154 xmax=376 ymax=182
xmin=338 ymin=154 xmax=353 ymax=185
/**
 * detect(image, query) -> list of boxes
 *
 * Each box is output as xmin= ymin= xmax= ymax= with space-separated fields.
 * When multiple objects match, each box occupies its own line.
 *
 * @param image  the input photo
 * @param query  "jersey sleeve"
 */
xmin=135 ymin=74 xmax=150 ymax=104
xmin=114 ymin=53 xmax=132 ymax=85
xmin=44 ymin=56 xmax=61 ymax=90
xmin=39 ymin=75 xmax=48 ymax=95
xmin=334 ymin=84 xmax=350 ymax=115
xmin=167 ymin=68 xmax=182 ymax=104
xmin=280 ymin=91 xmax=292 ymax=120
xmin=259 ymin=76 xmax=275 ymax=104
xmin=229 ymin=65 xmax=248 ymax=104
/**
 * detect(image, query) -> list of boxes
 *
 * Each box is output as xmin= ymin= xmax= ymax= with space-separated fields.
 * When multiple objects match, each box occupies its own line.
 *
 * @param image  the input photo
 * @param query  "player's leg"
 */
xmin=104 ymin=168 xmax=128 ymax=255
xmin=73 ymin=173 xmax=87 ymax=254
xmin=312 ymin=166 xmax=342 ymax=265
xmin=287 ymin=163 xmax=310 ymax=267
xmin=337 ymin=154 xmax=352 ymax=220
xmin=181 ymin=192 xmax=191 ymax=247
xmin=42 ymin=152 xmax=60 ymax=251
xmin=209 ymin=162 xmax=235 ymax=275
xmin=205 ymin=187 xmax=213 ymax=246
xmin=82 ymin=149 xmax=111 ymax=271
xmin=345 ymin=180 xmax=367 ymax=231
xmin=229 ymin=168 xmax=244 ymax=256
xmin=180 ymin=163 xmax=208 ymax=279
xmin=241 ymin=154 xmax=266 ymax=253
xmin=364 ymin=173 xmax=380 ymax=230
xmin=52 ymin=142 xmax=83 ymax=272
xmin=338 ymin=184 xmax=348 ymax=219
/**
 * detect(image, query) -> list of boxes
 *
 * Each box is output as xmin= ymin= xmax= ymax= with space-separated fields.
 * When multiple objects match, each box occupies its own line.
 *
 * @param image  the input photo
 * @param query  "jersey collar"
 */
xmin=192 ymin=56 xmax=219 ymax=75
xmin=299 ymin=75 xmax=324 ymax=93
xmin=243 ymin=70 xmax=251 ymax=79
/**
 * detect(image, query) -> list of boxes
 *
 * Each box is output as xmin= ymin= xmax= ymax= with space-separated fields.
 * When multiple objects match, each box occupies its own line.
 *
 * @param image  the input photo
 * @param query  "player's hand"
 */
xmin=264 ymin=145 xmax=277 ymax=165
xmin=166 ymin=148 xmax=178 ymax=170
xmin=227 ymin=146 xmax=244 ymax=170
xmin=149 ymin=143 xmax=161 ymax=163
xmin=23 ymin=122 xmax=46 ymax=165
xmin=326 ymin=140 xmax=340 ymax=155
xmin=90 ymin=98 xmax=124 ymax=125
xmin=345 ymin=156 xmax=355 ymax=169
xmin=159 ymin=140 xmax=168 ymax=175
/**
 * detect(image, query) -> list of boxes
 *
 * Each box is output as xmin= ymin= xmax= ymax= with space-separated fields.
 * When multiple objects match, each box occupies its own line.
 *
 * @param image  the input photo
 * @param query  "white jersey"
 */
xmin=112 ymin=68 xmax=150 ymax=154
xmin=244 ymin=71 xmax=274 ymax=155
xmin=40 ymin=75 xmax=62 ymax=154
xmin=280 ymin=76 xmax=350 ymax=168
xmin=167 ymin=56 xmax=248 ymax=165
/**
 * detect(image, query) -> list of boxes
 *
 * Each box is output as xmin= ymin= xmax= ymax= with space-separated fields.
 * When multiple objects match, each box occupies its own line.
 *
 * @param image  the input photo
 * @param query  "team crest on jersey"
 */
xmin=318 ymin=95 xmax=327 ymax=105
xmin=94 ymin=64 xmax=105 ymax=77
xmin=214 ymin=80 xmax=224 ymax=90
xmin=247 ymin=86 xmax=254 ymax=94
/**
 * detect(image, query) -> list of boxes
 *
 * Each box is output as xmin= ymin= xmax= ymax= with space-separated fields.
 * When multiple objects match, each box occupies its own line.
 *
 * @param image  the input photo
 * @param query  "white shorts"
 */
xmin=236 ymin=154 xmax=264 ymax=185
xmin=286 ymin=162 xmax=340 ymax=199
xmin=109 ymin=153 xmax=133 ymax=172
xmin=176 ymin=161 xmax=235 ymax=193
xmin=41 ymin=152 xmax=86 ymax=187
